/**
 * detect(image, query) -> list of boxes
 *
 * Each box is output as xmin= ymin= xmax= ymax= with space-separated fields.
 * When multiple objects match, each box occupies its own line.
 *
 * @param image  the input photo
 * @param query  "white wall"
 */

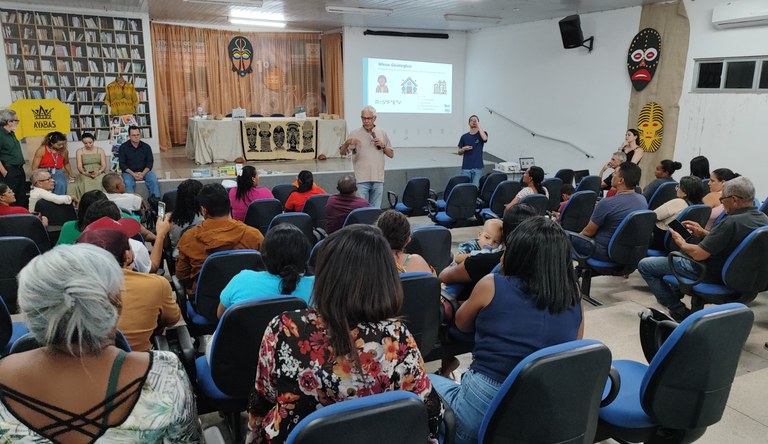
xmin=463 ymin=7 xmax=642 ymax=176
xmin=342 ymin=27 xmax=466 ymax=147
xmin=676 ymin=0 xmax=768 ymax=196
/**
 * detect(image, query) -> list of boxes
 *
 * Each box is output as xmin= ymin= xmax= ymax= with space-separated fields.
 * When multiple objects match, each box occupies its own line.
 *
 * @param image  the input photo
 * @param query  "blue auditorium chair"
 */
xmin=387 ymin=177 xmax=430 ymax=216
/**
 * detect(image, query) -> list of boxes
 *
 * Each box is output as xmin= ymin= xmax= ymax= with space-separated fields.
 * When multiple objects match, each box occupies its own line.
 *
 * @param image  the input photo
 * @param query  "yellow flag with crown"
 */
xmin=8 ymin=99 xmax=71 ymax=139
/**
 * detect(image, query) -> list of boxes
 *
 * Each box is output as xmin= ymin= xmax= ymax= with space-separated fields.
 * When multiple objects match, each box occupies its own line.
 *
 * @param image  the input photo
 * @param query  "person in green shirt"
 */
xmin=0 ymin=109 xmax=27 ymax=208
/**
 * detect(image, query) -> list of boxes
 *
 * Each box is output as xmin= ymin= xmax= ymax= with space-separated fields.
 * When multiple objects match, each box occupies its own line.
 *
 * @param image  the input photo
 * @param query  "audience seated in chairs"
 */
xmin=176 ymin=183 xmax=264 ymax=298
xmin=430 ymin=217 xmax=583 ymax=444
xmin=642 ymin=159 xmax=682 ymax=203
xmin=169 ymin=179 xmax=204 ymax=258
xmin=285 ymin=170 xmax=326 ymax=212
xmin=702 ymin=168 xmax=740 ymax=230
xmin=77 ymin=223 xmax=180 ymax=352
xmin=376 ymin=209 xmax=434 ymax=274
xmin=0 ymin=244 xmax=201 ymax=442
xmin=638 ymin=176 xmax=768 ymax=322
xmin=0 ymin=183 xmax=47 ymax=226
xmin=650 ymin=176 xmax=706 ymax=251
xmin=578 ymin=162 xmax=647 ymax=262
xmin=28 ymin=169 xmax=77 ymax=213
xmin=504 ymin=166 xmax=548 ymax=211
xmin=324 ymin=175 xmax=370 ymax=235
xmin=228 ymin=165 xmax=273 ymax=221
xmin=217 ymin=224 xmax=313 ymax=318
xmin=247 ymin=224 xmax=442 ymax=443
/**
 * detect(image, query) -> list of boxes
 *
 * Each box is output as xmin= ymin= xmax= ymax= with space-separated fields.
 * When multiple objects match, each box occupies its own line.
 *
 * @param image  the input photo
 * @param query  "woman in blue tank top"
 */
xmin=429 ymin=217 xmax=584 ymax=444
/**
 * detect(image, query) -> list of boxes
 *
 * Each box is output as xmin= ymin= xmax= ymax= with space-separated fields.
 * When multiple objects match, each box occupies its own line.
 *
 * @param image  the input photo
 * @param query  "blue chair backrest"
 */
xmin=285 ymin=391 xmax=429 ymax=444
xmin=0 ymin=214 xmax=51 ymax=253
xmin=343 ymin=207 xmax=383 ymax=227
xmin=443 ymin=175 xmax=470 ymax=198
xmin=401 ymin=177 xmax=430 ymax=212
xmin=641 ymin=303 xmax=753 ymax=430
xmin=519 ymin=193 xmax=549 ymax=216
xmin=487 ymin=180 xmax=522 ymax=216
xmin=0 ymin=297 xmax=14 ymax=352
xmin=759 ymin=198 xmax=768 ymax=217
xmin=210 ymin=296 xmax=308 ymax=398
xmin=406 ymin=226 xmax=452 ymax=274
xmin=269 ymin=213 xmax=316 ymax=246
xmin=648 ymin=181 xmax=678 ymax=211
xmin=559 ymin=191 xmax=597 ymax=233
xmin=575 ymin=175 xmax=601 ymax=194
xmin=272 ymin=184 xmax=298 ymax=209
xmin=555 ymin=169 xmax=575 ymax=186
xmin=446 ymin=183 xmax=479 ymax=220
xmin=480 ymin=173 xmax=507 ymax=204
xmin=542 ymin=177 xmax=563 ymax=212
xmin=606 ymin=210 xmax=656 ymax=266
xmin=244 ymin=198 xmax=283 ymax=234
xmin=161 ymin=189 xmax=178 ymax=213
xmin=478 ymin=339 xmax=612 ymax=444
xmin=194 ymin=249 xmax=265 ymax=322
xmin=0 ymin=236 xmax=40 ymax=314
xmin=721 ymin=225 xmax=768 ymax=294
xmin=302 ymin=194 xmax=331 ymax=230
xmin=398 ymin=272 xmax=441 ymax=356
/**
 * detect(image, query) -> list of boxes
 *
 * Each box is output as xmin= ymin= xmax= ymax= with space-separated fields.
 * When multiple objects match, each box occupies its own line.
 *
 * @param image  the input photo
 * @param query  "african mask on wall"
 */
xmin=627 ymin=28 xmax=661 ymax=91
xmin=229 ymin=36 xmax=254 ymax=77
xmin=637 ymin=102 xmax=663 ymax=153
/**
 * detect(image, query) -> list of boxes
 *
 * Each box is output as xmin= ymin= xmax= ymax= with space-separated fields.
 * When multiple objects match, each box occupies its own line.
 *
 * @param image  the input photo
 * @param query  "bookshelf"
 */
xmin=1 ymin=8 xmax=151 ymax=141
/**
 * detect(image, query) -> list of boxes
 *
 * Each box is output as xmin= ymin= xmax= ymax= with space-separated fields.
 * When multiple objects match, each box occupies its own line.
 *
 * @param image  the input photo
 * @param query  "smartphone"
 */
xmin=668 ymin=219 xmax=691 ymax=241
xmin=157 ymin=201 xmax=166 ymax=220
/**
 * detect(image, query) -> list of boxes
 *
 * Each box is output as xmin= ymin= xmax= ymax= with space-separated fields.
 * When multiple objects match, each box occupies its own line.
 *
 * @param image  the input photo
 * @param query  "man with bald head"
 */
xmin=325 ymin=174 xmax=370 ymax=234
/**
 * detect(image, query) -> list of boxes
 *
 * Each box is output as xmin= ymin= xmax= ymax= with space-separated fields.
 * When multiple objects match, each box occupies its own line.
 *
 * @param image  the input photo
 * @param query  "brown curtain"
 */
xmin=628 ymin=0 xmax=690 ymax=187
xmin=321 ymin=32 xmax=344 ymax=118
xmin=151 ymin=23 xmax=321 ymax=150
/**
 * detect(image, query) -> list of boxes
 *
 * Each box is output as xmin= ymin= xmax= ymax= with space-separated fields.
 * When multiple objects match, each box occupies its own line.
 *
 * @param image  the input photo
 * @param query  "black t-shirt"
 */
xmin=460 ymin=251 xmax=504 ymax=299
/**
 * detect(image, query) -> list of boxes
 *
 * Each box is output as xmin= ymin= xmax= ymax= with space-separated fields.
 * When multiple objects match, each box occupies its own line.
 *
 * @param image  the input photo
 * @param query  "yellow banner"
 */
xmin=9 ymin=99 xmax=71 ymax=139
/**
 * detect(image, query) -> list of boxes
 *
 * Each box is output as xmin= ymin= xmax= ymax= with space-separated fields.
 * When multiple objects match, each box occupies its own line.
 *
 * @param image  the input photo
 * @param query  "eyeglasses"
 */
xmin=37 ymin=177 xmax=53 ymax=183
xmin=360 ymin=116 xmax=375 ymax=121
xmin=9 ymin=119 xmax=19 ymax=123
xmin=719 ymin=195 xmax=743 ymax=203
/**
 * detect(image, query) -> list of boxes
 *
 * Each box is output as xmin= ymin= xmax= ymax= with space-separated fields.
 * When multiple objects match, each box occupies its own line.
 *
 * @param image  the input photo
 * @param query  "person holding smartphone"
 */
xmin=638 ymin=176 xmax=768 ymax=322
xmin=649 ymin=176 xmax=706 ymax=250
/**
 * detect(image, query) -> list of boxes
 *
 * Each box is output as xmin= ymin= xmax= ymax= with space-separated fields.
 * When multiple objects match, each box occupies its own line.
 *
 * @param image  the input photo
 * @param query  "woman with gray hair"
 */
xmin=0 ymin=109 xmax=27 ymax=208
xmin=0 ymin=244 xmax=202 ymax=442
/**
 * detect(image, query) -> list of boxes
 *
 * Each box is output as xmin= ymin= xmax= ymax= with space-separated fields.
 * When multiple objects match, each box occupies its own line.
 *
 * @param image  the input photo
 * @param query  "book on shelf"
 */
xmin=134 ymin=77 xmax=146 ymax=88
xmin=130 ymin=34 xmax=141 ymax=45
xmin=100 ymin=31 xmax=113 ymax=43
xmin=115 ymin=33 xmax=127 ymax=44
xmin=94 ymin=92 xmax=106 ymax=101
xmin=76 ymin=76 xmax=89 ymax=87
xmin=6 ymin=58 xmax=20 ymax=70
xmin=35 ymin=13 xmax=48 ymax=26
xmin=132 ymin=62 xmax=144 ymax=73
xmin=128 ymin=19 xmax=140 ymax=31
xmin=39 ymin=45 xmax=53 ymax=55
xmin=72 ymin=46 xmax=83 ymax=57
xmin=84 ymin=18 xmax=97 ymax=28
xmin=1 ymin=11 xmax=18 ymax=24
xmin=69 ymin=30 xmax=84 ymax=42
xmin=67 ymin=131 xmax=79 ymax=142
xmin=54 ymin=44 xmax=69 ymax=57
xmin=51 ymin=28 xmax=65 ymax=41
xmin=36 ymin=29 xmax=50 ymax=40
xmin=23 ymin=59 xmax=38 ymax=70
xmin=43 ymin=74 xmax=57 ymax=86
xmin=80 ymin=105 xmax=93 ymax=114
xmin=59 ymin=75 xmax=72 ymax=86
xmin=67 ymin=104 xmax=76 ymax=114
xmin=130 ymin=48 xmax=142 ymax=58
xmin=44 ymin=90 xmax=58 ymax=99
xmin=26 ymin=74 xmax=41 ymax=86
xmin=30 ymin=90 xmax=42 ymax=99
xmin=114 ymin=19 xmax=125 ymax=30
xmin=71 ymin=16 xmax=80 ymax=27
xmin=51 ymin=15 xmax=65 ymax=26
xmin=96 ymin=129 xmax=109 ymax=140
xmin=140 ymin=128 xmax=151 ymax=138
xmin=4 ymin=42 xmax=19 ymax=55
xmin=22 ymin=27 xmax=34 ymax=39
xmin=41 ymin=60 xmax=55 ymax=71
xmin=11 ymin=91 xmax=27 ymax=100
xmin=8 ymin=74 xmax=19 ymax=86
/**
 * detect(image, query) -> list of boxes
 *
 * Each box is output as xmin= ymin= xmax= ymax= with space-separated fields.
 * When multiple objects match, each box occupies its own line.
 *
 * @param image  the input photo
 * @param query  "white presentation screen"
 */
xmin=363 ymin=57 xmax=452 ymax=114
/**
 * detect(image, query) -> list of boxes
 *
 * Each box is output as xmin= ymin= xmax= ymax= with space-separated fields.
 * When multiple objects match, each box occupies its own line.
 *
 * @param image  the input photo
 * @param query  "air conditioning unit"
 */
xmin=183 ymin=0 xmax=263 ymax=6
xmin=712 ymin=1 xmax=768 ymax=29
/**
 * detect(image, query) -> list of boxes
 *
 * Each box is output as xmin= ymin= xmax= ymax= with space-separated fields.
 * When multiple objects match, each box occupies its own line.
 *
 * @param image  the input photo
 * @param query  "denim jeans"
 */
xmin=122 ymin=171 xmax=161 ymax=198
xmin=461 ymin=168 xmax=482 ymax=188
xmin=429 ymin=369 xmax=501 ymax=444
xmin=357 ymin=181 xmax=383 ymax=208
xmin=49 ymin=169 xmax=68 ymax=195
xmin=637 ymin=256 xmax=700 ymax=311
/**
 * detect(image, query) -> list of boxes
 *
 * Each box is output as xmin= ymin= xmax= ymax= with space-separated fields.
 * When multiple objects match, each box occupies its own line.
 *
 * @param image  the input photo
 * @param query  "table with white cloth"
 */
xmin=185 ymin=117 xmax=347 ymax=164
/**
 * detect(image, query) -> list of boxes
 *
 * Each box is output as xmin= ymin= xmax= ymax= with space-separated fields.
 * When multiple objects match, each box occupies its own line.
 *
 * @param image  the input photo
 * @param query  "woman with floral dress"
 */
xmin=247 ymin=224 xmax=442 ymax=443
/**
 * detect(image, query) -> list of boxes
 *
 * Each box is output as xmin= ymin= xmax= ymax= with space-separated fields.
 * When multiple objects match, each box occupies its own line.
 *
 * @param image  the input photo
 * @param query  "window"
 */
xmin=693 ymin=57 xmax=768 ymax=92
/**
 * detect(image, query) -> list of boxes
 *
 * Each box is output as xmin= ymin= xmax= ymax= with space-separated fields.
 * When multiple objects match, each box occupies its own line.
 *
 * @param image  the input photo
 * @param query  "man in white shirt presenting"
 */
xmin=339 ymin=106 xmax=394 ymax=208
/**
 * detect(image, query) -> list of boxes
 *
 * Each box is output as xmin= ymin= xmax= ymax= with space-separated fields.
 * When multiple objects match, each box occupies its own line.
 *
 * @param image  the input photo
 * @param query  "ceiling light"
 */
xmin=229 ymin=8 xmax=284 ymax=21
xmin=325 ymin=6 xmax=393 ymax=16
xmin=229 ymin=18 xmax=286 ymax=28
xmin=444 ymin=14 xmax=501 ymax=24
xmin=184 ymin=0 xmax=263 ymax=6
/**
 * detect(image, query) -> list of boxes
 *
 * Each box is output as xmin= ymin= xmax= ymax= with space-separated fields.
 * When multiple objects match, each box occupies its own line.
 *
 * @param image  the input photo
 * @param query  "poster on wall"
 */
xmin=627 ymin=28 xmax=661 ymax=91
xmin=637 ymin=102 xmax=663 ymax=153
xmin=229 ymin=36 xmax=254 ymax=77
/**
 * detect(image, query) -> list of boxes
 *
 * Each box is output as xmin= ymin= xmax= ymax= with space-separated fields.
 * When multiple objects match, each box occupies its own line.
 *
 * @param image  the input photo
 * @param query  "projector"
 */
xmin=495 ymin=161 xmax=519 ymax=173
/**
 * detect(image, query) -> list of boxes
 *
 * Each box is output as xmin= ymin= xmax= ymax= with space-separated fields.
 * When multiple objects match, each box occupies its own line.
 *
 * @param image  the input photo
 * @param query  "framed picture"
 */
xmin=519 ymin=157 xmax=535 ymax=170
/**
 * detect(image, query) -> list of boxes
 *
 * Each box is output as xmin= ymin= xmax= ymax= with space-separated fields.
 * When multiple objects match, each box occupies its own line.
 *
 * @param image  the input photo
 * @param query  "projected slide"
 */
xmin=363 ymin=58 xmax=452 ymax=114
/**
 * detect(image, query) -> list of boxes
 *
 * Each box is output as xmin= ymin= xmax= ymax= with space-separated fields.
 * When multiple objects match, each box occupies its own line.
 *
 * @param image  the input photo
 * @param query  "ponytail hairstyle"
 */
xmin=236 ymin=165 xmax=257 ymax=202
xmin=659 ymin=159 xmax=683 ymax=177
xmin=296 ymin=170 xmax=314 ymax=193
xmin=712 ymin=168 xmax=740 ymax=182
xmin=528 ymin=166 xmax=546 ymax=195
xmin=261 ymin=224 xmax=310 ymax=294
